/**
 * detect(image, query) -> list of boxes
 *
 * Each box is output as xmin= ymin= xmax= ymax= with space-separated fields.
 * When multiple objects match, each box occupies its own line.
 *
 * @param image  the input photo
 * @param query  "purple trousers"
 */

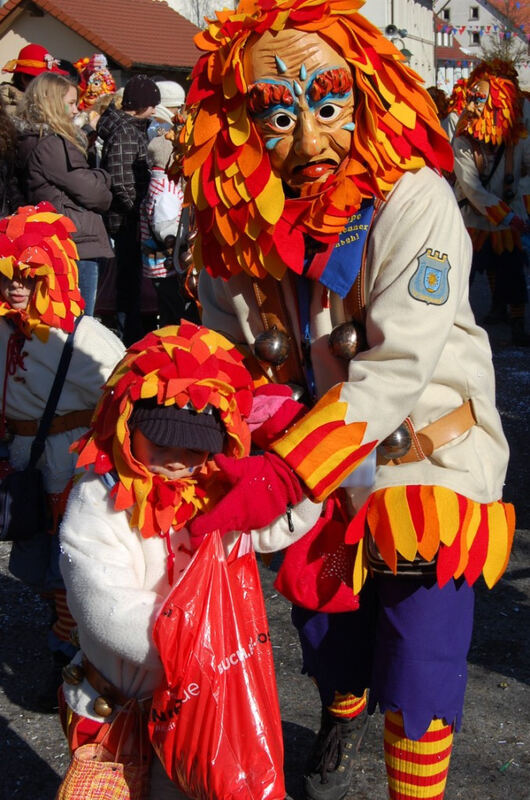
xmin=291 ymin=574 xmax=474 ymax=740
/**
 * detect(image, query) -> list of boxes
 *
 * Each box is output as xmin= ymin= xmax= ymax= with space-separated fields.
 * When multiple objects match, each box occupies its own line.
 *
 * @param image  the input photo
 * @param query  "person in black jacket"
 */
xmin=97 ymin=74 xmax=160 ymax=344
xmin=0 ymin=98 xmax=22 ymax=216
xmin=15 ymin=72 xmax=113 ymax=315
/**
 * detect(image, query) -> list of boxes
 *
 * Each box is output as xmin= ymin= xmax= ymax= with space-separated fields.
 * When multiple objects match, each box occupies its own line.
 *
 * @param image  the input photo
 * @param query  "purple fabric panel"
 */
xmin=292 ymin=576 xmax=474 ymax=740
xmin=368 ymin=576 xmax=474 ymax=740
xmin=291 ymin=582 xmax=377 ymax=704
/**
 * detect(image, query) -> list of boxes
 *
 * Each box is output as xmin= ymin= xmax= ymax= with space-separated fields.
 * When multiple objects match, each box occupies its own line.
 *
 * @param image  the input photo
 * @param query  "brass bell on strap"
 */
xmin=93 ymin=695 xmax=114 ymax=718
xmin=254 ymin=326 xmax=290 ymax=366
xmin=328 ymin=321 xmax=366 ymax=360
xmin=378 ymin=423 xmax=412 ymax=460
xmin=62 ymin=663 xmax=85 ymax=685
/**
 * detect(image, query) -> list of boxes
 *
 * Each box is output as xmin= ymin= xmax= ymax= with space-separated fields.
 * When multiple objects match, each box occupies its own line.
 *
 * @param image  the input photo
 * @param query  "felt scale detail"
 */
xmin=0 ymin=204 xmax=84 ymax=341
xmin=74 ymin=324 xmax=255 ymax=540
xmin=182 ymin=0 xmax=453 ymax=284
xmin=345 ymin=485 xmax=515 ymax=593
xmin=270 ymin=383 xmax=377 ymax=502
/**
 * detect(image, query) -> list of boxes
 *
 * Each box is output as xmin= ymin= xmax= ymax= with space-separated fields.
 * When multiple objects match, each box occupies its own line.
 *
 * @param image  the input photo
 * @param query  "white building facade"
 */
xmin=168 ymin=0 xmax=437 ymax=85
xmin=433 ymin=0 xmax=530 ymax=89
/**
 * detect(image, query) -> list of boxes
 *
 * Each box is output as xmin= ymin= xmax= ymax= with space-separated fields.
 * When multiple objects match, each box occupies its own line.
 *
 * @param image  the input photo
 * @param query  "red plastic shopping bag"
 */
xmin=148 ymin=530 xmax=286 ymax=800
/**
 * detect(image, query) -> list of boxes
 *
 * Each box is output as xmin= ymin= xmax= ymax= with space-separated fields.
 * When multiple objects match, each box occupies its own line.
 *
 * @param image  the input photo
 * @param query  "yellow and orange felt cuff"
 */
xmin=270 ymin=383 xmax=376 ymax=502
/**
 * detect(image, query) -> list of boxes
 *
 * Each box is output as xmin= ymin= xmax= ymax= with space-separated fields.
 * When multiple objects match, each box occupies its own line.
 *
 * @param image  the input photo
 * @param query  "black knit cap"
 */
xmin=122 ymin=74 xmax=161 ymax=111
xmin=129 ymin=402 xmax=225 ymax=454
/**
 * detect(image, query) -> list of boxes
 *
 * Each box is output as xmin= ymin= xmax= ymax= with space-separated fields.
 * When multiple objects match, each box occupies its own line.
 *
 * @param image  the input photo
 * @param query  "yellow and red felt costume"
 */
xmin=0 ymin=203 xmax=84 ymax=341
xmin=75 ymin=324 xmax=254 ymax=540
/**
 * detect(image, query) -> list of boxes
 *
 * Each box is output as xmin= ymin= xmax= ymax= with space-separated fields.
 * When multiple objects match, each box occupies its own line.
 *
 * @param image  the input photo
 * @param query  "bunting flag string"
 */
xmin=437 ymin=23 xmax=529 ymax=41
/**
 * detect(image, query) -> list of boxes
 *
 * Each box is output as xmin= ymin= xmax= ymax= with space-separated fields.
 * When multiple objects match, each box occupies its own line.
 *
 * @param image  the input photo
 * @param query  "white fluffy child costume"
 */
xmin=58 ymin=323 xmax=321 ymax=799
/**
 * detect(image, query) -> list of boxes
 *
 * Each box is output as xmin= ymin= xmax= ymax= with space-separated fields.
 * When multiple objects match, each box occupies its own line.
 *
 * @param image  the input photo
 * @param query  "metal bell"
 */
xmin=328 ymin=321 xmax=366 ymax=360
xmin=179 ymin=248 xmax=194 ymax=270
xmin=254 ymin=326 xmax=290 ymax=366
xmin=186 ymin=268 xmax=199 ymax=299
xmin=287 ymin=383 xmax=305 ymax=401
xmin=93 ymin=695 xmax=114 ymax=718
xmin=61 ymin=663 xmax=85 ymax=685
xmin=378 ymin=423 xmax=412 ymax=460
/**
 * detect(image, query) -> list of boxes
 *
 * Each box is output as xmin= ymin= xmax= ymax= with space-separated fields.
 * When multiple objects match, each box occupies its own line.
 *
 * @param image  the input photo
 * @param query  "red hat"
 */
xmin=2 ymin=43 xmax=68 ymax=77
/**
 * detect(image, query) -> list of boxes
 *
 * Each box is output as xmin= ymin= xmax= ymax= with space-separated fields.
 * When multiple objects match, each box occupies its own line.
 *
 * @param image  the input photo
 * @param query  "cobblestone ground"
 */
xmin=1 ymin=272 xmax=529 ymax=800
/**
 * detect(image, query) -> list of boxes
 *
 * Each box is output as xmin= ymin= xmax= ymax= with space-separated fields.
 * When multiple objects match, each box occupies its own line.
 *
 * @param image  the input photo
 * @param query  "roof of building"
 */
xmin=0 ymin=0 xmax=201 ymax=70
xmin=487 ymin=0 xmax=530 ymax=36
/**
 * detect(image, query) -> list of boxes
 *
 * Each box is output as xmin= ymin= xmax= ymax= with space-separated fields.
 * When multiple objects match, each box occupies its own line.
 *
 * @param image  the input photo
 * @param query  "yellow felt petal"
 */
xmin=352 ymin=541 xmax=368 ymax=595
xmin=434 ymin=486 xmax=460 ymax=546
xmin=389 ymin=100 xmax=416 ymax=129
xmin=228 ymin=104 xmax=251 ymax=147
xmin=384 ymin=486 xmax=418 ymax=561
xmin=254 ymin=173 xmax=284 ymax=225
xmin=465 ymin=502 xmax=482 ymax=549
xmin=483 ymin=503 xmax=509 ymax=588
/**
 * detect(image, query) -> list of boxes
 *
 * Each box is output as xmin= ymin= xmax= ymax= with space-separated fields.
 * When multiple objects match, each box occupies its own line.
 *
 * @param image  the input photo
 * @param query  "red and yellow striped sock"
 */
xmin=384 ymin=710 xmax=453 ymax=799
xmin=327 ymin=690 xmax=367 ymax=720
xmin=51 ymin=588 xmax=77 ymax=643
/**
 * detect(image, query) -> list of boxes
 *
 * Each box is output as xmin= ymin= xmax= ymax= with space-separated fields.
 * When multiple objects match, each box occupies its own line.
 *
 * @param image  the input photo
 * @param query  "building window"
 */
xmin=470 ymin=6 xmax=479 ymax=19
xmin=443 ymin=8 xmax=450 ymax=20
xmin=469 ymin=31 xmax=480 ymax=45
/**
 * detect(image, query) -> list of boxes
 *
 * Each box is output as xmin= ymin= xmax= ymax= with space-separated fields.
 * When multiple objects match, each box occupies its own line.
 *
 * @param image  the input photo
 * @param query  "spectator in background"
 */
xmin=14 ymin=72 xmax=114 ymax=315
xmin=0 ymin=98 xmax=23 ymax=216
xmin=1 ymin=43 xmax=67 ymax=115
xmin=97 ymin=74 xmax=160 ymax=344
xmin=149 ymin=80 xmax=185 ymax=140
xmin=140 ymin=134 xmax=198 ymax=327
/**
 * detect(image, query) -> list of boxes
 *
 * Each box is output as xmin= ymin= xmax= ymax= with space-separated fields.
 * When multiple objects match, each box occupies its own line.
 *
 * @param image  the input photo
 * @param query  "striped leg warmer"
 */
xmin=384 ymin=710 xmax=453 ymax=800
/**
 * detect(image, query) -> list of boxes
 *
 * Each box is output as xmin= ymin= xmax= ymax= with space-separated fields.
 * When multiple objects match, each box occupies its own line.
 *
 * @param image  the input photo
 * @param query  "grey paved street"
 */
xmin=1 ymin=272 xmax=529 ymax=800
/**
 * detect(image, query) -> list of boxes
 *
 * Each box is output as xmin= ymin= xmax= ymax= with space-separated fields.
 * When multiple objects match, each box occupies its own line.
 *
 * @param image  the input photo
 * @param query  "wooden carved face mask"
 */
xmin=245 ymin=28 xmax=355 ymax=194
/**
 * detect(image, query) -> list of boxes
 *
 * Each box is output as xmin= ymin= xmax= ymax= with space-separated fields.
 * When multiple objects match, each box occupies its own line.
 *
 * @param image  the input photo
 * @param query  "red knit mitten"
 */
xmin=189 ymin=452 xmax=302 ymax=549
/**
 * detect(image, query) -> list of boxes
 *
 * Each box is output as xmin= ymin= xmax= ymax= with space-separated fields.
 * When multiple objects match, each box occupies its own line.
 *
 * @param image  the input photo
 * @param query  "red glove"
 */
xmin=247 ymin=384 xmax=306 ymax=450
xmin=189 ymin=452 xmax=303 ymax=549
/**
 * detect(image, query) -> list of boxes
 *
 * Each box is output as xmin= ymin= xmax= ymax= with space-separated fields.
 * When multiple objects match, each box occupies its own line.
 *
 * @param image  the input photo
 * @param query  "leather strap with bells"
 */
xmin=251 ymin=273 xmax=308 ymax=391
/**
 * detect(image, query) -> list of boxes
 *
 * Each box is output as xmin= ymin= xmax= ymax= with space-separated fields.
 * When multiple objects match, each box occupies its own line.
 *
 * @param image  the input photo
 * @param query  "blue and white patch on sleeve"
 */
xmin=408 ymin=248 xmax=451 ymax=305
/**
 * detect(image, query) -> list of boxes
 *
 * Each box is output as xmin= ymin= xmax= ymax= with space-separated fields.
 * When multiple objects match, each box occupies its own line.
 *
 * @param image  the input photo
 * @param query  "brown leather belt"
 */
xmin=82 ymin=656 xmax=131 ymax=708
xmin=379 ymin=400 xmax=476 ymax=465
xmin=7 ymin=408 xmax=94 ymax=437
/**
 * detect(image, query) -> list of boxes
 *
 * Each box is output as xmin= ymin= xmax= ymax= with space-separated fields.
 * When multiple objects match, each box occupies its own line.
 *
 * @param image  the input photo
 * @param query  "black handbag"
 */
xmin=0 ymin=320 xmax=79 ymax=542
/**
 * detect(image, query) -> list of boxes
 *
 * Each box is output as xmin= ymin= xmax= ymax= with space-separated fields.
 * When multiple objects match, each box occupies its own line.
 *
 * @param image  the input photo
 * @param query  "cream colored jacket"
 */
xmin=453 ymin=129 xmax=530 ymax=231
xmin=199 ymin=167 xmax=509 ymax=511
xmin=0 ymin=315 xmax=124 ymax=492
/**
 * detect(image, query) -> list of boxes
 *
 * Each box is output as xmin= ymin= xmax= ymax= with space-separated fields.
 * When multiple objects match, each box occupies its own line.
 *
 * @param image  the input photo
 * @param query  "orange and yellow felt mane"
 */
xmin=456 ymin=60 xmax=526 ymax=146
xmin=183 ymin=0 xmax=453 ymax=282
xmin=0 ymin=204 xmax=84 ymax=341
xmin=75 ymin=324 xmax=254 ymax=539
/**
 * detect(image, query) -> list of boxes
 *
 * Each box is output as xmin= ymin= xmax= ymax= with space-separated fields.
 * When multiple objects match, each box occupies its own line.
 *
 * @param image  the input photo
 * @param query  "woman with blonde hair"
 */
xmin=15 ymin=71 xmax=113 ymax=314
